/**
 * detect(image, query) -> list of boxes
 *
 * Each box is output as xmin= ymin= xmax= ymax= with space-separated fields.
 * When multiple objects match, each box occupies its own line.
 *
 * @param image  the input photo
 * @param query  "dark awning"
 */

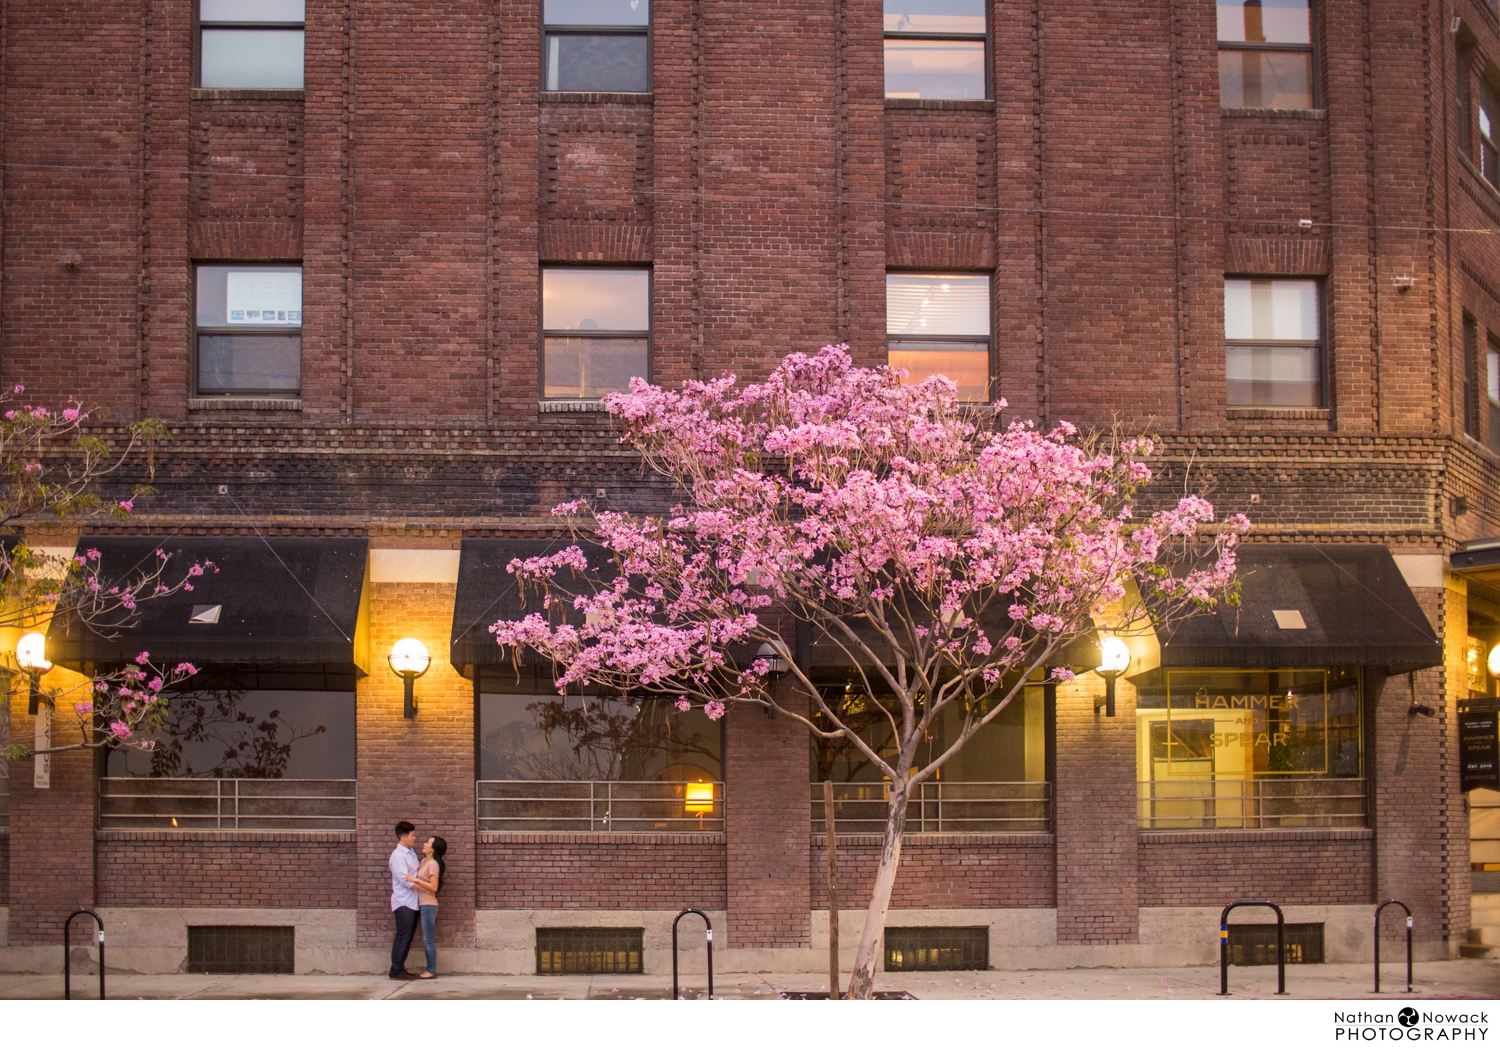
xmin=1153 ymin=543 xmax=1440 ymax=672
xmin=453 ymin=537 xmax=1101 ymax=675
xmin=47 ymin=537 xmax=370 ymax=674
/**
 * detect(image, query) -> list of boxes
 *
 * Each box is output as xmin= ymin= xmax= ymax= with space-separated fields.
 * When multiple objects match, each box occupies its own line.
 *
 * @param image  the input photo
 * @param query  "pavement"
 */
xmin=1 ymin=959 xmax=1497 ymax=1000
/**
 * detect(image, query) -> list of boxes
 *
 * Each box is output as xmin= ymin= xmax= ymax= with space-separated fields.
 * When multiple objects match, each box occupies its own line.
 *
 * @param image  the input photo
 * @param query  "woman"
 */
xmin=404 ymin=835 xmax=447 ymax=979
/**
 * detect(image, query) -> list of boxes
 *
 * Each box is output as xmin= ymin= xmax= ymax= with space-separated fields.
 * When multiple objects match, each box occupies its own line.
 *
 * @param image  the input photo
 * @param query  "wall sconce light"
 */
xmin=684 ymin=781 xmax=715 ymax=816
xmin=1094 ymin=635 xmax=1130 ymax=718
xmin=388 ymin=637 xmax=431 ymax=719
xmin=17 ymin=631 xmax=51 ymax=715
xmin=757 ymin=641 xmax=790 ymax=719
xmin=1488 ymin=643 xmax=1500 ymax=679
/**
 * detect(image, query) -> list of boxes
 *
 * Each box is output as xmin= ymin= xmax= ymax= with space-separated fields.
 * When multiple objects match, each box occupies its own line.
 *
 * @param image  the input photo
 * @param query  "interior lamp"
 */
xmin=684 ymin=781 xmax=715 ymax=816
xmin=388 ymin=637 xmax=431 ymax=719
xmin=1487 ymin=642 xmax=1500 ymax=679
xmin=1094 ymin=635 xmax=1130 ymax=718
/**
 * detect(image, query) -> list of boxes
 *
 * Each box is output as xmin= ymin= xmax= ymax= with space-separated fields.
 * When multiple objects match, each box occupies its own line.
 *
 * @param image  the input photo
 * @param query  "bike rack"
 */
xmin=1374 ymin=899 xmax=1413 ymax=994
xmin=64 ymin=909 xmax=105 ymax=1001
xmin=1218 ymin=900 xmax=1286 ymax=996
xmin=671 ymin=908 xmax=713 ymax=1001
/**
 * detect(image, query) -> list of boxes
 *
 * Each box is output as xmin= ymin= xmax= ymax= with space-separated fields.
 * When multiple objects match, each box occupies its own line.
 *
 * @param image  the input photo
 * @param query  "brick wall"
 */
xmin=1138 ymin=830 xmax=1374 ymax=907
xmin=809 ymin=835 xmax=1055 ymax=910
xmin=0 ymin=831 xmax=8 ymax=907
xmin=476 ymin=835 xmax=727 ymax=910
xmin=96 ymin=833 xmax=356 ymax=909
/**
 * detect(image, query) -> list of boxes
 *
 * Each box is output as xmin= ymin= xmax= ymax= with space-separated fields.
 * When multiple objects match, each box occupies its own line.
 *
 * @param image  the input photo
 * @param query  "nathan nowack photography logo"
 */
xmin=1334 ymin=1008 xmax=1490 ymax=1042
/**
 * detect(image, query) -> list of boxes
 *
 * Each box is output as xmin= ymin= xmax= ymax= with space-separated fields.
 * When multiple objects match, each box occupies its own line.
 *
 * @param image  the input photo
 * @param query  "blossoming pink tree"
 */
xmin=491 ymin=346 xmax=1246 ymax=998
xmin=0 ymin=386 xmax=212 ymax=761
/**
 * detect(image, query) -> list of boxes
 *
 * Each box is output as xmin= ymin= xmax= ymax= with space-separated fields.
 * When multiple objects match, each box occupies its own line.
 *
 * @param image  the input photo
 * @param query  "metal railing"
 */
xmin=1138 ymin=777 xmax=1366 ymax=830
xmin=98 ymin=778 xmax=356 ymax=832
xmin=810 ymin=781 xmax=1052 ymax=835
xmin=476 ymin=780 xmax=725 ymax=833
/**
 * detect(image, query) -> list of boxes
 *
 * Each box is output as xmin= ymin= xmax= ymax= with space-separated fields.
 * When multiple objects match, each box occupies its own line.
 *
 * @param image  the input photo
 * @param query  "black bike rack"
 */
xmin=1374 ymin=899 xmax=1413 ymax=994
xmin=1219 ymin=900 xmax=1286 ymax=996
xmin=671 ymin=908 xmax=713 ymax=1001
xmin=64 ymin=909 xmax=105 ymax=1001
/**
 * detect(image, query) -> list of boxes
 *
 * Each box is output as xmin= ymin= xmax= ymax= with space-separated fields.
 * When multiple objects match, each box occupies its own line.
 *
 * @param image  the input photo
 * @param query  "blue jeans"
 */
xmin=390 ymin=906 xmax=419 ymax=976
xmin=419 ymin=905 xmax=439 ymax=974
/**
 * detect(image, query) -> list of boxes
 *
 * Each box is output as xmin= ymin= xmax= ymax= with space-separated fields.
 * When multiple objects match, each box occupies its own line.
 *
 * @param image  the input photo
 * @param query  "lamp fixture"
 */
xmin=388 ymin=637 xmax=431 ymax=719
xmin=1094 ymin=635 xmax=1130 ymax=717
xmin=17 ymin=631 xmax=50 ymax=715
xmin=757 ymin=641 xmax=790 ymax=719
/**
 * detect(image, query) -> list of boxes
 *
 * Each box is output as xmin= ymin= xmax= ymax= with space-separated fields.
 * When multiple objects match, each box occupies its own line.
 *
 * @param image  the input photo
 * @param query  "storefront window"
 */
xmin=810 ymin=676 xmax=1048 ymax=833
xmin=1136 ymin=668 xmax=1364 ymax=829
xmin=476 ymin=668 xmax=723 ymax=831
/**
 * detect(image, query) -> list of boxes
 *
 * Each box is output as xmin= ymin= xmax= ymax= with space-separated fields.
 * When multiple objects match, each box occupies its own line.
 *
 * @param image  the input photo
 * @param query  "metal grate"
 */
xmin=884 ymin=926 xmax=988 ymax=972
xmin=1137 ymin=778 xmax=1366 ymax=830
xmin=536 ymin=927 xmax=643 ymax=975
xmin=187 ymin=926 xmax=295 ymax=974
xmin=1227 ymin=923 xmax=1324 ymax=966
xmin=812 ymin=781 xmax=1051 ymax=834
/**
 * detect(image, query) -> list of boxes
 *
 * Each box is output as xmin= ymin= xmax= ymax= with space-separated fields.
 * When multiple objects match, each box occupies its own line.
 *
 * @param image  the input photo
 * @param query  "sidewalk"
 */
xmin=2 ymin=960 xmax=1496 ymax=1000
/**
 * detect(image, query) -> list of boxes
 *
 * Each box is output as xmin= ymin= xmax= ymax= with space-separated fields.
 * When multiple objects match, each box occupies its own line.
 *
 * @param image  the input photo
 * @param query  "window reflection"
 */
xmin=883 ymin=0 xmax=987 ymax=100
xmin=1216 ymin=0 xmax=1314 ymax=110
xmin=887 ymin=273 xmax=991 ymax=401
xmin=542 ymin=268 xmax=650 ymax=399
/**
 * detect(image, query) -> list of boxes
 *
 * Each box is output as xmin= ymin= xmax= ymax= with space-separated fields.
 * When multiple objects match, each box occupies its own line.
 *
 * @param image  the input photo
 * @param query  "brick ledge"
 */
xmin=188 ymin=397 xmax=303 ymax=412
xmin=1221 ymin=106 xmax=1327 ymax=120
xmin=1226 ymin=407 xmax=1332 ymax=421
xmin=479 ymin=832 xmax=725 ymax=845
xmin=538 ymin=399 xmax=607 ymax=413
xmin=539 ymin=90 xmax=653 ymax=105
xmin=190 ymin=88 xmax=305 ymax=102
xmin=1140 ymin=827 xmax=1372 ymax=845
xmin=885 ymin=98 xmax=995 ymax=111
xmin=811 ymin=833 xmax=1055 ymax=847
xmin=96 ymin=830 xmax=354 ymax=843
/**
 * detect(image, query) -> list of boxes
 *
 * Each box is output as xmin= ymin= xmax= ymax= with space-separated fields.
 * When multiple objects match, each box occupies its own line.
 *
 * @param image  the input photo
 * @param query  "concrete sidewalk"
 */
xmin=2 ymin=959 xmax=1496 ymax=1000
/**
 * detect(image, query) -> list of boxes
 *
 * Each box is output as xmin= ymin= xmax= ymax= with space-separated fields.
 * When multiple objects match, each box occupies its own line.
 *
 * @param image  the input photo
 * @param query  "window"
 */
xmin=1136 ymin=669 xmax=1365 ymax=830
xmin=1465 ymin=314 xmax=1481 ymax=439
xmin=543 ymin=0 xmax=650 ymax=93
xmin=1488 ymin=334 xmax=1500 ymax=455
xmin=1224 ymin=277 xmax=1322 ymax=408
xmin=541 ymin=268 xmax=649 ymax=400
xmin=886 ymin=273 xmax=992 ymax=402
xmin=883 ymin=0 xmax=987 ymax=100
xmin=1217 ymin=0 xmax=1314 ymax=109
xmin=1480 ymin=80 xmax=1500 ymax=189
xmin=194 ymin=265 xmax=302 ymax=396
xmin=198 ymin=0 xmax=305 ymax=90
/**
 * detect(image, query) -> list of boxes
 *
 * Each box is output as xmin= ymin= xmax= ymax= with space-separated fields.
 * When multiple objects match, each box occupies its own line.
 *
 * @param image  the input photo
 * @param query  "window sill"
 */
xmin=539 ymin=399 xmax=608 ymax=413
xmin=1458 ymin=152 xmax=1500 ymax=206
xmin=885 ymin=97 xmax=994 ymax=112
xmin=1221 ymin=106 xmax=1326 ymax=121
xmin=539 ymin=90 xmax=653 ymax=105
xmin=189 ymin=397 xmax=302 ymax=412
xmin=190 ymin=88 xmax=305 ymax=102
xmin=1226 ymin=406 xmax=1330 ymax=421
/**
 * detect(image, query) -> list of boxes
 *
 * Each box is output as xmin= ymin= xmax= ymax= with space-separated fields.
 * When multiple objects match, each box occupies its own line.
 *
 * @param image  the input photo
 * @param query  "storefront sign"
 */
xmin=1460 ymin=708 xmax=1500 ymax=793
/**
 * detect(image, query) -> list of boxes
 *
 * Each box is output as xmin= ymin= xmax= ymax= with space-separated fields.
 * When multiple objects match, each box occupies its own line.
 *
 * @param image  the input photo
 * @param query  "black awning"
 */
xmin=451 ymin=537 xmax=598 ymax=672
xmin=454 ymin=537 xmax=1103 ymax=677
xmin=47 ymin=537 xmax=370 ymax=673
xmin=1154 ymin=544 xmax=1441 ymax=672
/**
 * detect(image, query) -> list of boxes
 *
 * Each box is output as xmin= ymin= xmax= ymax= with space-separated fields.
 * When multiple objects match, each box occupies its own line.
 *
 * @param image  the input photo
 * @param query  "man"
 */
xmin=389 ymin=820 xmax=420 ymax=979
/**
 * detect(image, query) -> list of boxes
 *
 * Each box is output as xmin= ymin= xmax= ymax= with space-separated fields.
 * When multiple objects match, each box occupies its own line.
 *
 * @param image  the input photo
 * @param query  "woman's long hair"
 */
xmin=430 ymin=836 xmax=448 ymax=891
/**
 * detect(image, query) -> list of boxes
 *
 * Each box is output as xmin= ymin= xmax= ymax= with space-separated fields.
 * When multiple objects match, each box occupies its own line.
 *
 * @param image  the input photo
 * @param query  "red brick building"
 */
xmin=2 ymin=0 xmax=1500 ymax=975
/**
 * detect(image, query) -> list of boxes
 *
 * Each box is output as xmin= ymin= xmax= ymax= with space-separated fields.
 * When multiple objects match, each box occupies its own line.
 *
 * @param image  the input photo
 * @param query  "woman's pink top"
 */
xmin=416 ymin=858 xmax=440 ymax=907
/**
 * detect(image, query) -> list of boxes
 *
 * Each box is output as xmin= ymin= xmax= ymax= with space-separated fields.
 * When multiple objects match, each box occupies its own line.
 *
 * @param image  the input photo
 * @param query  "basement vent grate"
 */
xmin=536 ymin=927 xmax=643 ymax=975
xmin=884 ymin=926 xmax=989 ymax=972
xmin=1227 ymin=923 xmax=1324 ymax=965
xmin=187 ymin=925 xmax=295 ymax=974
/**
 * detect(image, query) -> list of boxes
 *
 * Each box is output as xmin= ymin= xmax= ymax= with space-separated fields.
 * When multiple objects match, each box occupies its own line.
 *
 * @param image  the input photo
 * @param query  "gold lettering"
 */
xmin=1273 ymin=732 xmax=1287 ymax=746
xmin=1212 ymin=695 xmax=1229 ymax=709
xmin=1195 ymin=688 xmax=1210 ymax=709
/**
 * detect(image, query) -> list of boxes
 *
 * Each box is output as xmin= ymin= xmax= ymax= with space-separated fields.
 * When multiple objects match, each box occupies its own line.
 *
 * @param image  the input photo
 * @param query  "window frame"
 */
xmin=539 ymin=0 xmax=653 ymax=94
xmin=1465 ymin=312 xmax=1481 ymax=440
xmin=884 ymin=269 xmax=995 ymax=403
xmin=1223 ymin=274 xmax=1326 ymax=410
xmin=194 ymin=2 xmax=306 ymax=90
xmin=1215 ymin=0 xmax=1320 ymax=111
xmin=538 ymin=264 xmax=653 ymax=402
xmin=882 ymin=0 xmax=991 ymax=102
xmin=1479 ymin=76 xmax=1500 ymax=188
xmin=1487 ymin=332 xmax=1500 ymax=456
xmin=191 ymin=261 xmax=304 ymax=398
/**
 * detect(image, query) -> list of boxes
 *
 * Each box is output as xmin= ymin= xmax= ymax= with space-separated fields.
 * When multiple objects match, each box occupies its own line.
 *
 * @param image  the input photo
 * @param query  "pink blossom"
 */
xmin=11 ymin=384 xmax=22 ymax=394
xmin=675 ymin=698 xmax=692 ymax=712
xmin=73 ymin=701 xmax=93 ymax=715
xmin=117 ymin=500 xmax=133 ymax=512
xmin=704 ymin=701 xmax=726 ymax=721
xmin=135 ymin=651 xmax=150 ymax=665
xmin=173 ymin=662 xmax=198 ymax=675
xmin=109 ymin=720 xmax=132 ymax=739
xmin=61 ymin=407 xmax=79 ymax=422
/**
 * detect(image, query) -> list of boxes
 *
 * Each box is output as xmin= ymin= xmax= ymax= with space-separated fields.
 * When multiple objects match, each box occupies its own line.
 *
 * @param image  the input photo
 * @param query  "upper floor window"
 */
xmin=194 ymin=264 xmax=302 ymax=396
xmin=887 ymin=273 xmax=991 ymax=402
xmin=884 ymin=0 xmax=987 ymax=100
xmin=1479 ymin=80 xmax=1500 ymax=188
xmin=1487 ymin=334 xmax=1500 ymax=454
xmin=542 ymin=268 xmax=650 ymax=400
xmin=1465 ymin=313 xmax=1481 ymax=439
xmin=1224 ymin=277 xmax=1321 ymax=408
xmin=198 ymin=0 xmax=305 ymax=90
xmin=1217 ymin=0 xmax=1314 ymax=110
xmin=543 ymin=0 xmax=650 ymax=93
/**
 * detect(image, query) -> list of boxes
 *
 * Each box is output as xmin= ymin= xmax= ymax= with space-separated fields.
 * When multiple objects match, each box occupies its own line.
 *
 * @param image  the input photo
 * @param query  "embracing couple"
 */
xmin=388 ymin=820 xmax=448 ymax=980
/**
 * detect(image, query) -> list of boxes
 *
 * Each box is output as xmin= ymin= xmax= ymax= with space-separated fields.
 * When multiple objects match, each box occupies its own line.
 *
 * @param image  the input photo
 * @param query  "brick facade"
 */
xmin=96 ymin=834 xmax=357 ymax=909
xmin=0 ymin=0 xmax=1494 ymax=970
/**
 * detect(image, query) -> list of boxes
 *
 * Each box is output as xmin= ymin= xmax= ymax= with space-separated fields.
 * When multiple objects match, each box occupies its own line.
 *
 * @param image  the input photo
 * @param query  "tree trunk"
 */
xmin=845 ymin=787 xmax=909 ymax=999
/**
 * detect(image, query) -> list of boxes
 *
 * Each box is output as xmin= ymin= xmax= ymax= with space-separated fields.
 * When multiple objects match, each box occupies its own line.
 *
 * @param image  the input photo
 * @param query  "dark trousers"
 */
xmin=390 ymin=906 xmax=419 ymax=976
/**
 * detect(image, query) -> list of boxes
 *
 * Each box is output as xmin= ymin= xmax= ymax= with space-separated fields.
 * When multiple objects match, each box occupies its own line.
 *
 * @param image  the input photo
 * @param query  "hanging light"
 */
xmin=17 ymin=631 xmax=50 ymax=715
xmin=388 ymin=638 xmax=431 ymax=719
xmin=1094 ymin=636 xmax=1130 ymax=718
